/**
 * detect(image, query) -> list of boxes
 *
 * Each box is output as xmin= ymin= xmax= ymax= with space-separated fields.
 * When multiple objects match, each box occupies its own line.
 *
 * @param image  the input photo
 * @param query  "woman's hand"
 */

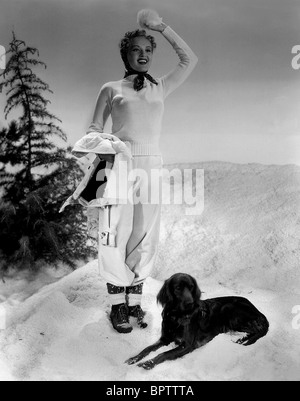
xmin=99 ymin=154 xmax=115 ymax=164
xmin=137 ymin=10 xmax=167 ymax=32
xmin=72 ymin=151 xmax=86 ymax=159
xmin=147 ymin=21 xmax=167 ymax=33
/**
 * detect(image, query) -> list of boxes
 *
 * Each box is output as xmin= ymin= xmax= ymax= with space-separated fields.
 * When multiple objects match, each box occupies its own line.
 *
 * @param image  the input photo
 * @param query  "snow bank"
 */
xmin=0 ymin=162 xmax=299 ymax=381
xmin=156 ymin=162 xmax=300 ymax=291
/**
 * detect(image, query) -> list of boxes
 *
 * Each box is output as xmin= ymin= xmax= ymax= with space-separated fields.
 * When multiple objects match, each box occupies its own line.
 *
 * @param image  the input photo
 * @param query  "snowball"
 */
xmin=137 ymin=9 xmax=163 ymax=29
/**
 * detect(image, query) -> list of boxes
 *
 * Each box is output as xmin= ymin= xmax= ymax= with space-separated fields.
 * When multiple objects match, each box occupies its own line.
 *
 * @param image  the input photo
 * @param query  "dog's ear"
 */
xmin=157 ymin=278 xmax=173 ymax=307
xmin=191 ymin=276 xmax=202 ymax=301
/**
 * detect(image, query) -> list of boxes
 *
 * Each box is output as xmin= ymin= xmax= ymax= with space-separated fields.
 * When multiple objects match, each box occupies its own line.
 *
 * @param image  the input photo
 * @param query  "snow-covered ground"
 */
xmin=0 ymin=162 xmax=300 ymax=381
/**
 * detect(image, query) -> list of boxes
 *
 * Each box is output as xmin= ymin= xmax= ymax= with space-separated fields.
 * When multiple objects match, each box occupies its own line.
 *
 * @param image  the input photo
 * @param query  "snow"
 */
xmin=0 ymin=162 xmax=300 ymax=381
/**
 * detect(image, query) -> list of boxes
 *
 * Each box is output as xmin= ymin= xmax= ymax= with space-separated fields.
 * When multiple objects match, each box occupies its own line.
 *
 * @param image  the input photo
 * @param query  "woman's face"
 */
xmin=127 ymin=36 xmax=153 ymax=72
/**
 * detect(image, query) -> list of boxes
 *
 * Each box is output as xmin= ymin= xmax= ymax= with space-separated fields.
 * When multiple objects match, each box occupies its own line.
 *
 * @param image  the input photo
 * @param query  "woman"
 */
xmin=88 ymin=17 xmax=198 ymax=334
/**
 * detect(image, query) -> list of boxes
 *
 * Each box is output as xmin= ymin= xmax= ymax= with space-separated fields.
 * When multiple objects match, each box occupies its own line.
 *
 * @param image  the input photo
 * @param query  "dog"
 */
xmin=125 ymin=273 xmax=269 ymax=370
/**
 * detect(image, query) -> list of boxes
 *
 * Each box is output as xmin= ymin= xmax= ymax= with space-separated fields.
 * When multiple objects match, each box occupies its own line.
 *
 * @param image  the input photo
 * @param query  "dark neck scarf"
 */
xmin=124 ymin=68 xmax=158 ymax=92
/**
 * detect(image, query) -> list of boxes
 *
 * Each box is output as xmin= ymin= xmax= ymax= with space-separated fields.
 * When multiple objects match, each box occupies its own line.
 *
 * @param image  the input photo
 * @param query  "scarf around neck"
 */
xmin=124 ymin=68 xmax=158 ymax=92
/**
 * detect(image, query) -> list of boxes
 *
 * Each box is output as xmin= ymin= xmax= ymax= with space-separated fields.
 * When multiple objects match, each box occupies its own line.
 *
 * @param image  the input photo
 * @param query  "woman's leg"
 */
xmin=126 ymin=283 xmax=148 ymax=329
xmin=98 ymin=155 xmax=162 ymax=332
xmin=125 ymin=156 xmax=162 ymax=285
xmin=98 ymin=203 xmax=135 ymax=287
xmin=107 ymin=283 xmax=133 ymax=334
xmin=98 ymin=204 xmax=135 ymax=334
xmin=123 ymin=156 xmax=162 ymax=328
xmin=125 ymin=201 xmax=161 ymax=284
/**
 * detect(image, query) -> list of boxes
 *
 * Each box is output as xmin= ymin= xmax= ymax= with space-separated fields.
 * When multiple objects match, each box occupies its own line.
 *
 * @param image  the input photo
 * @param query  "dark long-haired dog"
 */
xmin=125 ymin=273 xmax=269 ymax=370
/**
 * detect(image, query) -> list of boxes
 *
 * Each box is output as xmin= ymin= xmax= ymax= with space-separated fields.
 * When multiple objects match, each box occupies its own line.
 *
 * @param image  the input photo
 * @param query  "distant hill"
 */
xmin=156 ymin=162 xmax=300 ymax=292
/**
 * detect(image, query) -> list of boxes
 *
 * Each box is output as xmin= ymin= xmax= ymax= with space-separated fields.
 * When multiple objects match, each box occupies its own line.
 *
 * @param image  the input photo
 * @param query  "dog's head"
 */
xmin=157 ymin=273 xmax=202 ymax=313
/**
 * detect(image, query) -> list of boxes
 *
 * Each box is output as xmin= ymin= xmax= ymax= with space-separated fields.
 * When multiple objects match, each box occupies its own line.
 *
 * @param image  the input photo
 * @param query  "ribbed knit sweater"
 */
xmin=88 ymin=26 xmax=198 ymax=156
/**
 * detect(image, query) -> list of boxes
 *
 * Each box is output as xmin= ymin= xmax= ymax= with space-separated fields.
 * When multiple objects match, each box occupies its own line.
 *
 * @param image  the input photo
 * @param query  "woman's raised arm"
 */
xmin=146 ymin=18 xmax=198 ymax=98
xmin=160 ymin=26 xmax=198 ymax=98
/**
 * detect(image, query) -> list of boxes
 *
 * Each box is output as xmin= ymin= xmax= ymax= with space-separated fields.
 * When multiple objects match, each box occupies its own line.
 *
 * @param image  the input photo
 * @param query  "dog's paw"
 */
xmin=125 ymin=356 xmax=141 ymax=365
xmin=137 ymin=359 xmax=155 ymax=370
xmin=235 ymin=335 xmax=250 ymax=345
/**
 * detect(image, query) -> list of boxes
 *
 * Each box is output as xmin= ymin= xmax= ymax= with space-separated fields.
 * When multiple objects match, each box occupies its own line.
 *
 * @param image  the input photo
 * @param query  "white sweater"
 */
xmin=88 ymin=26 xmax=198 ymax=156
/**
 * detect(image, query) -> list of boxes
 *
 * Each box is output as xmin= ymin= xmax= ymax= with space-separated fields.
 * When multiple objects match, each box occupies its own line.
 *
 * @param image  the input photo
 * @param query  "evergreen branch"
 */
xmin=0 ymin=33 xmax=95 ymax=271
xmin=4 ymin=98 xmax=25 ymax=119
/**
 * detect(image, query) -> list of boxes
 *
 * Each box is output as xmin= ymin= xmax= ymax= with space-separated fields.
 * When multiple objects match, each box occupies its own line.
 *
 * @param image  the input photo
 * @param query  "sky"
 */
xmin=0 ymin=0 xmax=300 ymax=165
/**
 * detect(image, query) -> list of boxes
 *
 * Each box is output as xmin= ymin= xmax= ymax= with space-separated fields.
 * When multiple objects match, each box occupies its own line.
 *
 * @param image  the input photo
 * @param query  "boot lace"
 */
xmin=118 ymin=304 xmax=129 ymax=324
xmin=129 ymin=305 xmax=145 ymax=324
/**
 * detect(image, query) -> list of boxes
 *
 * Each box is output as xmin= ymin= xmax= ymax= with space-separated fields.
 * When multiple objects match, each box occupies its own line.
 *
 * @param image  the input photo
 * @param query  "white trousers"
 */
xmin=98 ymin=156 xmax=163 ymax=287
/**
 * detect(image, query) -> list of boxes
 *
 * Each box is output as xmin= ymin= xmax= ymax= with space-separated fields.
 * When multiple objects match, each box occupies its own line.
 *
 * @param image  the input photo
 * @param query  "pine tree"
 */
xmin=0 ymin=33 xmax=96 ymax=271
xmin=0 ymin=32 xmax=67 ymax=198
